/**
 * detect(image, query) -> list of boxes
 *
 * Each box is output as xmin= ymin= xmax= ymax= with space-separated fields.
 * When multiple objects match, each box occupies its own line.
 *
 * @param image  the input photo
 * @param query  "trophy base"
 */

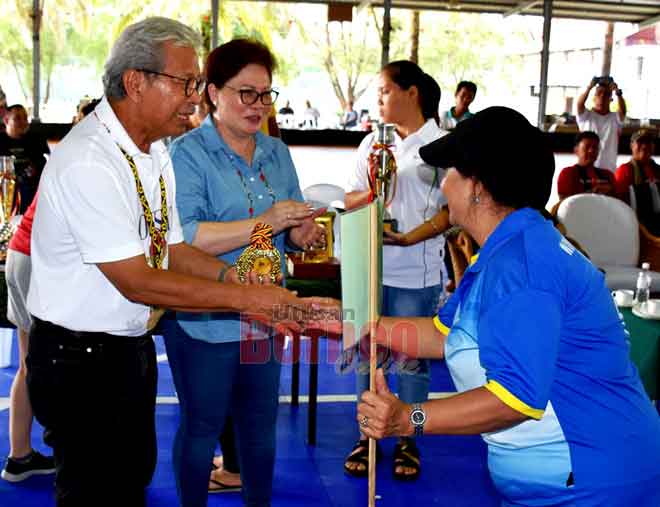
xmin=383 ymin=218 xmax=398 ymax=234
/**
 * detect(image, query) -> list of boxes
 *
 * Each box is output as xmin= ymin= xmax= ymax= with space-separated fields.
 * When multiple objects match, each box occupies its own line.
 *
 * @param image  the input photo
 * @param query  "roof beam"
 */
xmin=640 ymin=13 xmax=660 ymax=28
xmin=504 ymin=0 xmax=540 ymax=18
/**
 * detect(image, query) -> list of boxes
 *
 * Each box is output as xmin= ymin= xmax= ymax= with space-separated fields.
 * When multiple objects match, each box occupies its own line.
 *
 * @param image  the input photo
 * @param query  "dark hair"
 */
xmin=7 ymin=104 xmax=26 ymax=113
xmin=81 ymin=98 xmax=101 ymax=118
xmin=382 ymin=60 xmax=440 ymax=123
xmin=455 ymin=81 xmax=477 ymax=97
xmin=420 ymin=107 xmax=554 ymax=211
xmin=204 ymin=38 xmax=277 ymax=112
xmin=574 ymin=130 xmax=599 ymax=147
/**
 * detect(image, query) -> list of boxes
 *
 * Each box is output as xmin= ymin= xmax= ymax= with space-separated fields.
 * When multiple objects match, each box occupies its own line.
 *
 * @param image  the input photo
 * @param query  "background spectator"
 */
xmin=614 ymin=128 xmax=660 ymax=235
xmin=557 ymin=131 xmax=614 ymax=199
xmin=576 ymin=76 xmax=626 ymax=172
xmin=341 ymin=101 xmax=358 ymax=129
xmin=440 ymin=80 xmax=477 ymax=130
xmin=0 ymin=105 xmax=49 ymax=214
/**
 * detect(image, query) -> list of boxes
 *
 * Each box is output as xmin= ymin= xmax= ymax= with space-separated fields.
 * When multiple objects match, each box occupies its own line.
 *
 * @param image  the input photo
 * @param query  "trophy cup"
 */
xmin=370 ymin=123 xmax=398 ymax=232
xmin=303 ymin=210 xmax=335 ymax=263
xmin=0 ymin=156 xmax=16 ymax=224
xmin=236 ymin=222 xmax=282 ymax=283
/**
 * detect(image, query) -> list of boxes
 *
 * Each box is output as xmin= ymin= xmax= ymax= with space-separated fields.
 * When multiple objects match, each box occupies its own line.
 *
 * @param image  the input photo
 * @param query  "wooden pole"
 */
xmin=367 ymin=200 xmax=379 ymax=507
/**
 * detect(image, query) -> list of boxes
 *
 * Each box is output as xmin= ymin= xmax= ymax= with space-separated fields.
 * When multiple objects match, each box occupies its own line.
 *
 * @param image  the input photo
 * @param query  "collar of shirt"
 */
xmin=468 ymin=207 xmax=545 ymax=274
xmin=394 ymin=118 xmax=442 ymax=152
xmin=199 ymin=113 xmax=275 ymax=168
xmin=94 ymin=96 xmax=168 ymax=164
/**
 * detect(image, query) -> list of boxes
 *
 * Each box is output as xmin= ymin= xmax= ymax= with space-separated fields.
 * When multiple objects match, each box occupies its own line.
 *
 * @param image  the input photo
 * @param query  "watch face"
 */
xmin=411 ymin=410 xmax=425 ymax=425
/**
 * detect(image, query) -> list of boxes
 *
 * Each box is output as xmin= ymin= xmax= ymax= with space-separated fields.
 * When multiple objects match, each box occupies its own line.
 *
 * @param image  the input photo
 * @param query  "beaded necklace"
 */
xmin=222 ymin=146 xmax=277 ymax=218
xmin=94 ymin=111 xmax=169 ymax=268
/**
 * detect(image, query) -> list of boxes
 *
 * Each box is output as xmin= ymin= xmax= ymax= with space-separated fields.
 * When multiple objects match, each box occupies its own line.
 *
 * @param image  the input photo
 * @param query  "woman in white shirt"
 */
xmin=344 ymin=60 xmax=449 ymax=481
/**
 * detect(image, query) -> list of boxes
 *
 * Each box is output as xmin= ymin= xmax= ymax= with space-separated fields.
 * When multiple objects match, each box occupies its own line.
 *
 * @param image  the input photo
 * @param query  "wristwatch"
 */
xmin=616 ymin=89 xmax=623 ymax=97
xmin=410 ymin=403 xmax=427 ymax=437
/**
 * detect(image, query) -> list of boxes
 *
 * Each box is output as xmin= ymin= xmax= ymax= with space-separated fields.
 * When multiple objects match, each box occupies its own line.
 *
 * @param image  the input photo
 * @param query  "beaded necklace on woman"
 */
xmin=220 ymin=132 xmax=277 ymax=218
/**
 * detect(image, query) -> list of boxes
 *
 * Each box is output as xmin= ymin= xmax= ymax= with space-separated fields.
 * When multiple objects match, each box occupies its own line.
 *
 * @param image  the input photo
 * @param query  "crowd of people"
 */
xmin=0 ymin=14 xmax=659 ymax=507
xmin=556 ymin=75 xmax=659 ymax=234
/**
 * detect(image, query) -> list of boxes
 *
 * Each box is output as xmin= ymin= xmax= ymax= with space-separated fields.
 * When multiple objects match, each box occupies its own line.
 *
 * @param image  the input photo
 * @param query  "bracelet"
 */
xmin=218 ymin=264 xmax=233 ymax=282
xmin=427 ymin=218 xmax=440 ymax=234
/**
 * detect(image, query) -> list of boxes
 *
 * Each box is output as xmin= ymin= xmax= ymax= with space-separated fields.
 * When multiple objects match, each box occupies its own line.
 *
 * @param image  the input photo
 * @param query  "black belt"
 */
xmin=31 ymin=317 xmax=152 ymax=351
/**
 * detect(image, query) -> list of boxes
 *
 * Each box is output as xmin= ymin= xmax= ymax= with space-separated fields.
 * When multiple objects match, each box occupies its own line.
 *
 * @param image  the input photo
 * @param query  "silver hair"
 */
xmin=102 ymin=17 xmax=202 ymax=100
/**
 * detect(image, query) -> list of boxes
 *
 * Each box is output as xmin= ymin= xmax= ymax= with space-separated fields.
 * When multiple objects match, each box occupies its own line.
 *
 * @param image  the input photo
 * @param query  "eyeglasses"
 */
xmin=137 ymin=69 xmax=206 ymax=97
xmin=224 ymin=85 xmax=279 ymax=106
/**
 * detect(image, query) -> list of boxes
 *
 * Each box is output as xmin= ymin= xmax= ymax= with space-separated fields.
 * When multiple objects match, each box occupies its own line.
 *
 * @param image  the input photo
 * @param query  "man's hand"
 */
xmin=304 ymin=297 xmax=343 ymax=336
xmin=356 ymin=369 xmax=414 ymax=439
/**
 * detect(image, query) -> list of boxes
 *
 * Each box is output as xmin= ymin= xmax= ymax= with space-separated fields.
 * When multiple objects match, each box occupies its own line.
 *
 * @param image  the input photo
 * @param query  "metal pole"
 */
xmin=32 ymin=0 xmax=41 ymax=120
xmin=537 ymin=0 xmax=552 ymax=130
xmin=211 ymin=0 xmax=219 ymax=50
xmin=381 ymin=0 xmax=391 ymax=68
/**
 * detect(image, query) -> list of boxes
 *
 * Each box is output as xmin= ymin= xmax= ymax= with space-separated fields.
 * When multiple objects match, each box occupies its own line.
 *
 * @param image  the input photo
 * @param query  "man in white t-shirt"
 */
xmin=25 ymin=17 xmax=317 ymax=507
xmin=576 ymin=76 xmax=627 ymax=172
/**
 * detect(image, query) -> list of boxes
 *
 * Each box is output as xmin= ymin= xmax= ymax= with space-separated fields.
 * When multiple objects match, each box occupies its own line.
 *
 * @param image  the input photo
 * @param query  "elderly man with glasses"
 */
xmin=25 ymin=17 xmax=323 ymax=507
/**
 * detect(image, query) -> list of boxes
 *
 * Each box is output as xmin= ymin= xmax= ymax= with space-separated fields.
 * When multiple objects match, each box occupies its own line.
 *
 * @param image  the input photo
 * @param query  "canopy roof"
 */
xmin=253 ymin=0 xmax=660 ymax=24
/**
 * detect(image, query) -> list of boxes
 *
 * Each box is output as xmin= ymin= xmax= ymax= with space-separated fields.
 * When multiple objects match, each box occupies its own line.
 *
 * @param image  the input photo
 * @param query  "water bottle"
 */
xmin=633 ymin=262 xmax=651 ymax=312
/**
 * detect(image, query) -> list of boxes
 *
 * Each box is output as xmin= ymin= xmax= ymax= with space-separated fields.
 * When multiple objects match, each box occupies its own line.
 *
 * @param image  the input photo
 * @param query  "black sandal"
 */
xmin=393 ymin=438 xmax=421 ymax=481
xmin=343 ymin=439 xmax=382 ymax=478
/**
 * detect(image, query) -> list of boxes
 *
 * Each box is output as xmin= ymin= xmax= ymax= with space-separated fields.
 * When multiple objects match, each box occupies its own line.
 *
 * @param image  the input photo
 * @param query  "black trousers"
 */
xmin=26 ymin=318 xmax=157 ymax=507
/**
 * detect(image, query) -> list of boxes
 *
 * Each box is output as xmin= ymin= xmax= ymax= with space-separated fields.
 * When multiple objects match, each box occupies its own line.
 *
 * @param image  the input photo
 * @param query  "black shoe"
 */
xmin=1 ymin=451 xmax=56 ymax=482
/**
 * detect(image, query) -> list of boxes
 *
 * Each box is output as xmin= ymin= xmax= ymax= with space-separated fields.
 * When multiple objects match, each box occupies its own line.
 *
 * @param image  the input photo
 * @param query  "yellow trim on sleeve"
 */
xmin=484 ymin=380 xmax=545 ymax=420
xmin=433 ymin=315 xmax=450 ymax=335
xmin=470 ymin=253 xmax=479 ymax=265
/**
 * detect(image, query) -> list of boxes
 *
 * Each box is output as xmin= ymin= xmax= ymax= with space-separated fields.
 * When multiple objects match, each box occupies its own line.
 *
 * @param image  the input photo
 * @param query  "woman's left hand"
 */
xmin=382 ymin=229 xmax=409 ymax=246
xmin=289 ymin=208 xmax=327 ymax=250
xmin=357 ymin=369 xmax=414 ymax=439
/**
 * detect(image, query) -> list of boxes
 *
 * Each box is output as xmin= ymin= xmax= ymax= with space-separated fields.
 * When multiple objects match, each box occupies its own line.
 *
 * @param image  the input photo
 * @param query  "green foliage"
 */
xmin=0 ymin=1 xmax=528 ymax=118
xmin=417 ymin=12 xmax=528 ymax=98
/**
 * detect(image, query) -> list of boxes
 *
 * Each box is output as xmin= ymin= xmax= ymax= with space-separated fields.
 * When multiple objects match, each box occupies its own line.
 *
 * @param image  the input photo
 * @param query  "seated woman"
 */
xmin=557 ymin=131 xmax=615 ymax=199
xmin=325 ymin=107 xmax=660 ymax=506
xmin=614 ymin=129 xmax=660 ymax=235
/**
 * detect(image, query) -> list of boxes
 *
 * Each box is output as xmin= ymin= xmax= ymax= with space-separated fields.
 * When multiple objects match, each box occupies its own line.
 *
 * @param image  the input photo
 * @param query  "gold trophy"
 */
xmin=303 ymin=210 xmax=335 ymax=263
xmin=0 ymin=156 xmax=16 ymax=224
xmin=236 ymin=222 xmax=282 ymax=283
xmin=370 ymin=123 xmax=398 ymax=232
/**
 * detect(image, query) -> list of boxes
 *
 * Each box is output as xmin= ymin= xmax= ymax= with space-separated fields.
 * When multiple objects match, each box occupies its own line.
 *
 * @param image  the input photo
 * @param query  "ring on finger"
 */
xmin=359 ymin=415 xmax=369 ymax=427
xmin=257 ymin=274 xmax=264 ymax=284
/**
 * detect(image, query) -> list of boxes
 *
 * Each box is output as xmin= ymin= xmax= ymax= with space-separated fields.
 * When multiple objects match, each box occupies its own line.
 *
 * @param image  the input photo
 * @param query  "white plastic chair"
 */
xmin=555 ymin=194 xmax=660 ymax=291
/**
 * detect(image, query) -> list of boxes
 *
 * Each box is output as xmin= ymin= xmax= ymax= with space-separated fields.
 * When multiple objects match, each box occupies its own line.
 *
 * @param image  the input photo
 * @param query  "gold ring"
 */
xmin=359 ymin=415 xmax=369 ymax=427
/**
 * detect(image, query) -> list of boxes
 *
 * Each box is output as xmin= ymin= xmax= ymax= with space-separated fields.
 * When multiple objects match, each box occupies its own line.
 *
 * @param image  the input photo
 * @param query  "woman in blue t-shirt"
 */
xmin=344 ymin=106 xmax=660 ymax=506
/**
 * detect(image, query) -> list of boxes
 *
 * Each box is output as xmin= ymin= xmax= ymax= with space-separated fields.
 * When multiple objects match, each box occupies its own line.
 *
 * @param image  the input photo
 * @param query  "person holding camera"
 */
xmin=576 ymin=76 xmax=626 ymax=172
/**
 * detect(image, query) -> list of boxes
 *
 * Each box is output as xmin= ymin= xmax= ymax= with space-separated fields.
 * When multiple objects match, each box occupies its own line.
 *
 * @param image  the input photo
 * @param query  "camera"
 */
xmin=594 ymin=75 xmax=613 ymax=87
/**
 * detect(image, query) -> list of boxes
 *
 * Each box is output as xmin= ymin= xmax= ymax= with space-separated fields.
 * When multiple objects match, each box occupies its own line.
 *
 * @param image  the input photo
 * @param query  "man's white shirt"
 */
xmin=577 ymin=109 xmax=622 ymax=172
xmin=27 ymin=97 xmax=184 ymax=336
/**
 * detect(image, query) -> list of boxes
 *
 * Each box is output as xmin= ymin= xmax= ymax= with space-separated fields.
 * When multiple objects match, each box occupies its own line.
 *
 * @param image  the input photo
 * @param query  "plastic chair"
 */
xmin=553 ymin=194 xmax=660 ymax=291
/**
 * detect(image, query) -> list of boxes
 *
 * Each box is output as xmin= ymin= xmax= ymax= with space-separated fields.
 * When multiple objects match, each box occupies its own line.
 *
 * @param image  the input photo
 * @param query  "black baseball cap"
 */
xmin=419 ymin=106 xmax=555 ymax=210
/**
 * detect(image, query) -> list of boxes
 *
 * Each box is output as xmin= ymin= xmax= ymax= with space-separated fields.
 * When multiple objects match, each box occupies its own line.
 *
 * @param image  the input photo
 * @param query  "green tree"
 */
xmin=417 ymin=12 xmax=527 ymax=98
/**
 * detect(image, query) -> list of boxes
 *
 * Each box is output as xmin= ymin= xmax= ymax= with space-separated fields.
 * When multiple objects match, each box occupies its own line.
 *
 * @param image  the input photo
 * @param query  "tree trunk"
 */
xmin=409 ymin=10 xmax=419 ymax=63
xmin=601 ymin=22 xmax=614 ymax=76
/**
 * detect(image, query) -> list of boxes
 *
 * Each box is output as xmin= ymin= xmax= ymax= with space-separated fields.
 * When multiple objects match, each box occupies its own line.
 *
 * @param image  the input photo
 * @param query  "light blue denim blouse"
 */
xmin=169 ymin=114 xmax=304 ymax=343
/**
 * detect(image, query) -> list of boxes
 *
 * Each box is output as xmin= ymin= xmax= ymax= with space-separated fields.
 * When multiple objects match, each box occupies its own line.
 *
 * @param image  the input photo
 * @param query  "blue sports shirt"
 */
xmin=434 ymin=208 xmax=660 ymax=506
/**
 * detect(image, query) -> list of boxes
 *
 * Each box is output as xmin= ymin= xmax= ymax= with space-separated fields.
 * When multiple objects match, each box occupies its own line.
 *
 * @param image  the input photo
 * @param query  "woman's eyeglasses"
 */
xmin=224 ymin=85 xmax=279 ymax=106
xmin=137 ymin=69 xmax=206 ymax=97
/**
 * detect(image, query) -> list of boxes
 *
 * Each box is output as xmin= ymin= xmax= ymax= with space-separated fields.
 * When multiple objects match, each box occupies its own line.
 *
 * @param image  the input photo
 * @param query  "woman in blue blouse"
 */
xmin=166 ymin=39 xmax=324 ymax=507
xmin=345 ymin=107 xmax=660 ymax=506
